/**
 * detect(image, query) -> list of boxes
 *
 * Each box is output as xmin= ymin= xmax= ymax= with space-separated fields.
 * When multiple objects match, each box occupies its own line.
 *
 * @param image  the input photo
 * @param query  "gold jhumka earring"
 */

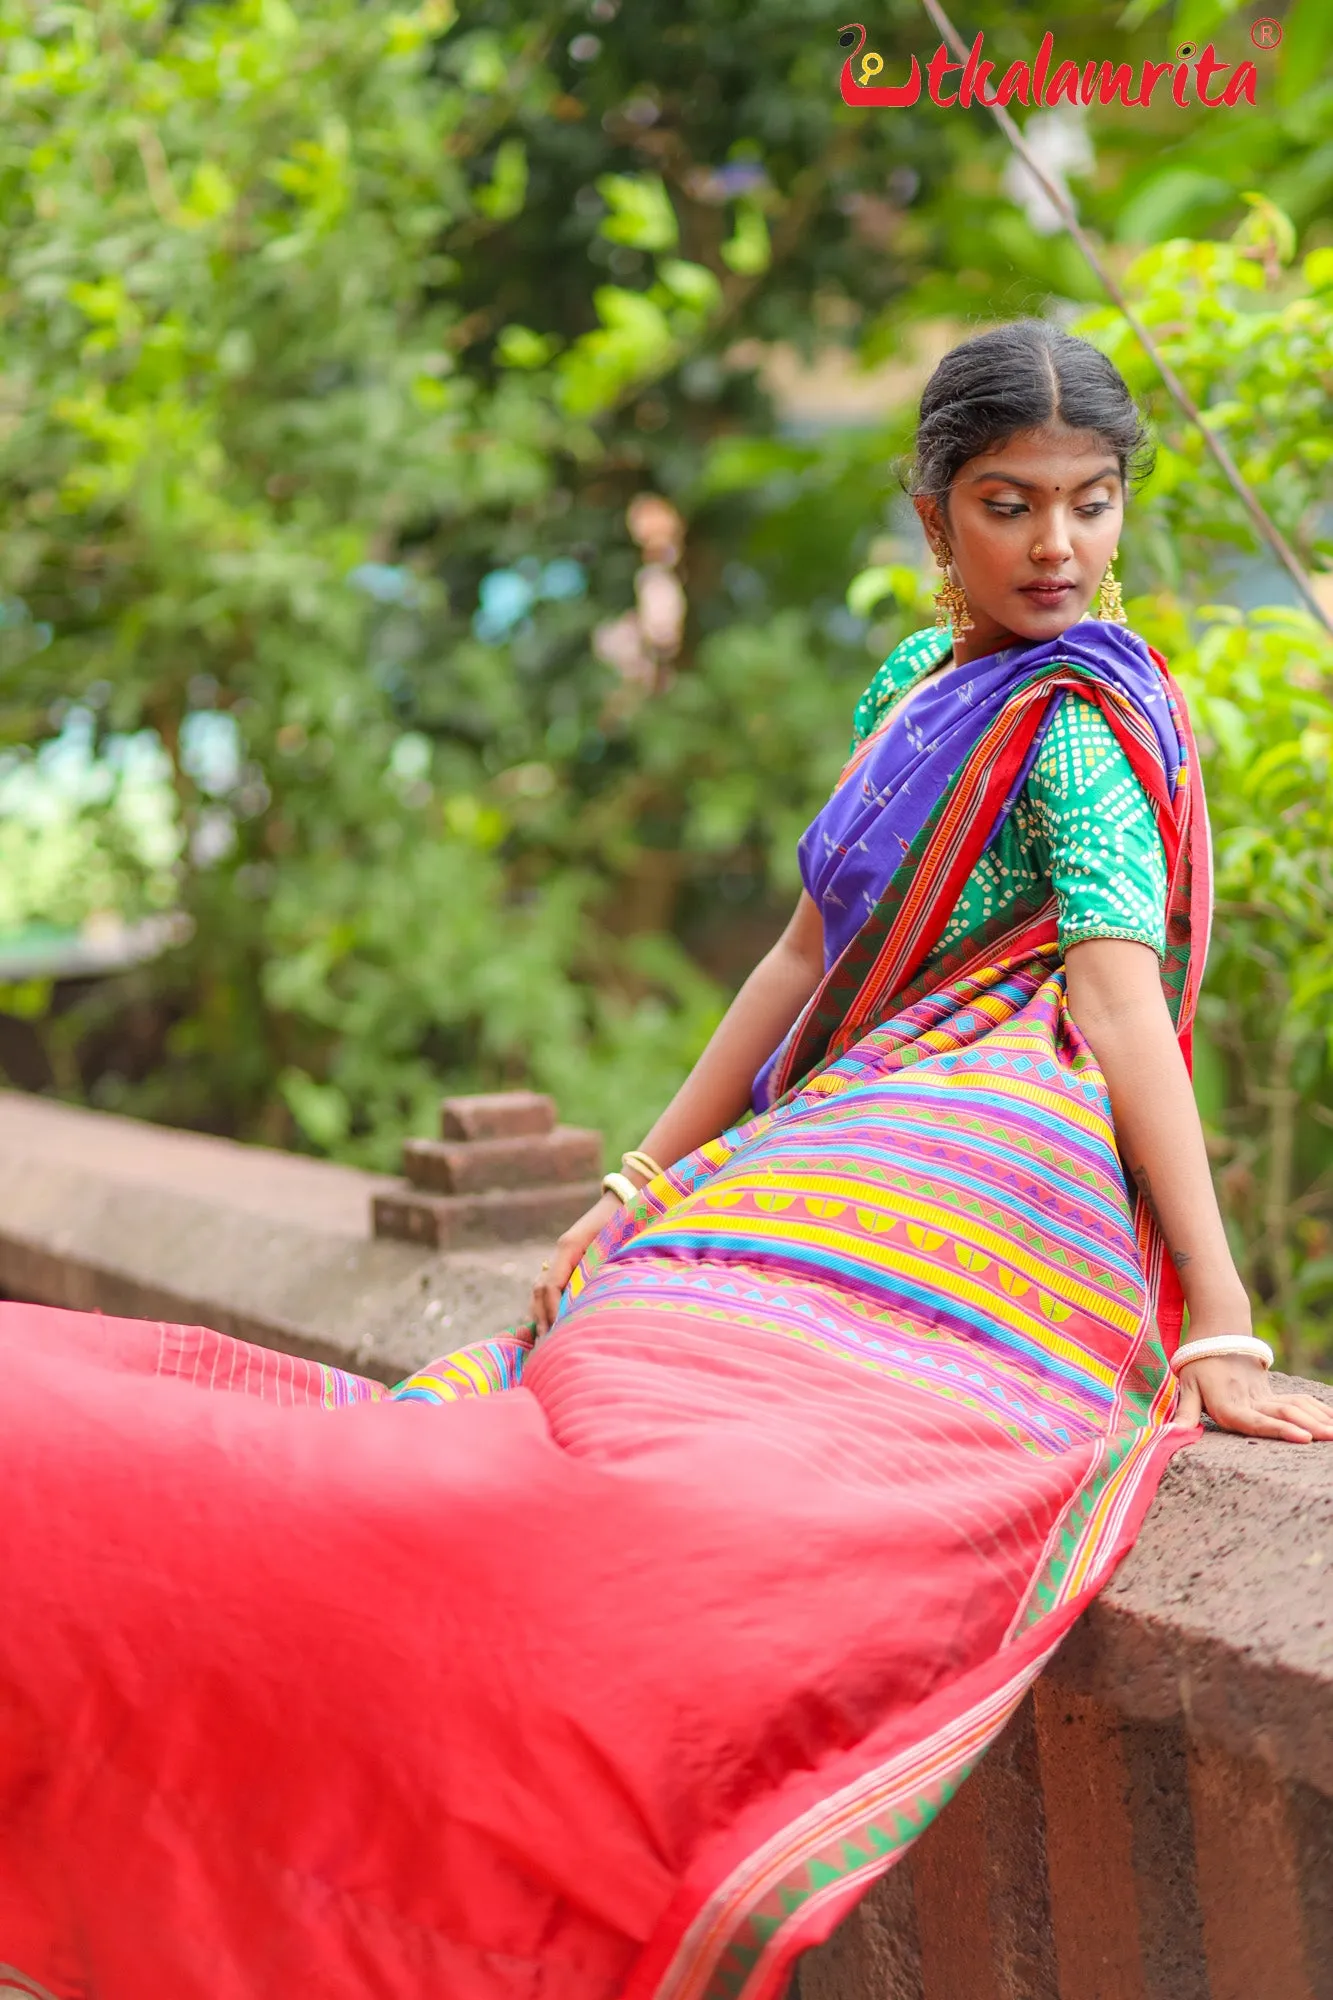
xmin=1098 ymin=549 xmax=1127 ymax=624
xmin=932 ymin=541 xmax=973 ymax=638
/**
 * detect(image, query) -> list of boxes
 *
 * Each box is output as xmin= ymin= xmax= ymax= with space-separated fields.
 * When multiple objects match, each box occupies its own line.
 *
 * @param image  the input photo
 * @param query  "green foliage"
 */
xmin=0 ymin=737 xmax=179 ymax=932
xmin=0 ymin=0 xmax=577 ymax=1151
xmin=1078 ymin=206 xmax=1333 ymax=584
xmin=1132 ymin=598 xmax=1333 ymax=1371
xmin=1080 ymin=217 xmax=1333 ymax=1370
xmin=720 ymin=200 xmax=771 ymax=277
xmin=596 ymin=173 xmax=679 ymax=251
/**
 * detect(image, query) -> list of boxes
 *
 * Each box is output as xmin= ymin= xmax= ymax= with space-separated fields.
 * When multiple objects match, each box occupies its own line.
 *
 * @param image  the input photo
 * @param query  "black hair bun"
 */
xmin=907 ymin=321 xmax=1154 ymax=501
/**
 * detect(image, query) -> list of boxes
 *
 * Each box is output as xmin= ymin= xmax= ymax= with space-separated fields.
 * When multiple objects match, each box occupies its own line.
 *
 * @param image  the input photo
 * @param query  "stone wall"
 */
xmin=0 ymin=1088 xmax=537 ymax=1381
xmin=2 ymin=1088 xmax=1330 ymax=1998
xmin=799 ymin=1432 xmax=1333 ymax=1998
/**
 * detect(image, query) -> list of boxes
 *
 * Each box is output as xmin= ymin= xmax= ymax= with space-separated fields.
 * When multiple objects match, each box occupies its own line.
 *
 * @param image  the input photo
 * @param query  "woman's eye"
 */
xmin=1076 ymin=501 xmax=1114 ymax=517
xmin=983 ymin=501 xmax=1028 ymax=517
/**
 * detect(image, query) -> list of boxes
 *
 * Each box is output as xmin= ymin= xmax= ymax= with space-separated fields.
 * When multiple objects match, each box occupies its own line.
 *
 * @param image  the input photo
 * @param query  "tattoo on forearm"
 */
xmin=1131 ymin=1166 xmax=1193 ymax=1270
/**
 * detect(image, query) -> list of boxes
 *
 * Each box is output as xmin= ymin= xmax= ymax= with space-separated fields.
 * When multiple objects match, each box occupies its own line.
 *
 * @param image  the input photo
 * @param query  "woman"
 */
xmin=0 ymin=323 xmax=1328 ymax=2000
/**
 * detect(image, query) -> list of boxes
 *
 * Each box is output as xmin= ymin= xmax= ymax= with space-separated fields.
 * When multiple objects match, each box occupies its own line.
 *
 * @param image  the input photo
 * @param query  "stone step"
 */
xmin=403 ymin=1127 xmax=602 ymax=1197
xmin=371 ymin=1179 xmax=601 ymax=1252
xmin=439 ymin=1091 xmax=555 ymax=1143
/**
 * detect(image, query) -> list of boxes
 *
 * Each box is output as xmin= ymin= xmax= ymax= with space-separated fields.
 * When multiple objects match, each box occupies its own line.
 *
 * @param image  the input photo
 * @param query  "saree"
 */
xmin=0 ymin=621 xmax=1207 ymax=2000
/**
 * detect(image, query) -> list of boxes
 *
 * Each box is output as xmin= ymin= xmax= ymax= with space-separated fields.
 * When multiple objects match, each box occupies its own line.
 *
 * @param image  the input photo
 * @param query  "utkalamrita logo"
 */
xmin=837 ymin=23 xmax=1262 ymax=109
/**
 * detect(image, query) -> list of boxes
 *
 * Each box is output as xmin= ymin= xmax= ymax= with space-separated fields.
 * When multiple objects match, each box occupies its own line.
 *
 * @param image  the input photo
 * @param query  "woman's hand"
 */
xmin=531 ymin=1192 xmax=622 ymax=1337
xmin=1174 ymin=1356 xmax=1333 ymax=1443
xmin=525 ymin=895 xmax=826 ymax=1338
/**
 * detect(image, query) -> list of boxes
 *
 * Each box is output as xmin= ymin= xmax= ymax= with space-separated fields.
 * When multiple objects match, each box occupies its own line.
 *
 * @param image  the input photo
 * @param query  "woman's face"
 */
xmin=914 ymin=422 xmax=1125 ymax=661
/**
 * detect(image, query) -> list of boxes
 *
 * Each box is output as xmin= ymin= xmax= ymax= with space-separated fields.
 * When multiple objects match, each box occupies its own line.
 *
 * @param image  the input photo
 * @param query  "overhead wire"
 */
xmin=915 ymin=0 xmax=1333 ymax=637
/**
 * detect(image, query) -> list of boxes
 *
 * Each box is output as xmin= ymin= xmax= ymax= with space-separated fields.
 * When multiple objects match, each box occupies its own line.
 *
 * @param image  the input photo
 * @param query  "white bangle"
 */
xmin=1170 ymin=1334 xmax=1274 ymax=1375
xmin=601 ymin=1171 xmax=639 ymax=1206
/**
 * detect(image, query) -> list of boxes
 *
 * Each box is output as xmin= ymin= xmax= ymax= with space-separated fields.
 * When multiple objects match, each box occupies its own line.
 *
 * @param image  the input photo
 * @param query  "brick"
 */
xmin=907 ymin=1699 xmax=1057 ymax=2000
xmin=1033 ymin=1681 xmax=1145 ymax=2000
xmin=912 ymin=1766 xmax=1003 ymax=2000
xmin=1121 ymin=1719 xmax=1206 ymax=2000
xmin=1188 ymin=1739 xmax=1316 ymax=2000
xmin=799 ymin=1859 xmax=923 ymax=2000
xmin=403 ymin=1128 xmax=602 ymax=1196
xmin=371 ymin=1179 xmax=601 ymax=1251
xmin=972 ymin=1696 xmax=1059 ymax=2000
xmin=1289 ymin=1780 xmax=1333 ymax=2000
xmin=439 ymin=1091 xmax=555 ymax=1142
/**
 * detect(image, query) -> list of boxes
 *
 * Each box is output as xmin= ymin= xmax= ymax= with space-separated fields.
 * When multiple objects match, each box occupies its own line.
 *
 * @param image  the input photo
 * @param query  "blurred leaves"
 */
xmin=596 ymin=173 xmax=678 ymax=251
xmin=1093 ymin=218 xmax=1333 ymax=1371
xmin=1139 ymin=598 xmax=1333 ymax=1373
xmin=1076 ymin=210 xmax=1333 ymax=583
xmin=476 ymin=138 xmax=529 ymax=223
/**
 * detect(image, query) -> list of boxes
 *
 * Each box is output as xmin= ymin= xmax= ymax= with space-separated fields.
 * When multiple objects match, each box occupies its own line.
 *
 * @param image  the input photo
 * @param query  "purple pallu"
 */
xmin=801 ymin=620 xmax=1185 ymax=970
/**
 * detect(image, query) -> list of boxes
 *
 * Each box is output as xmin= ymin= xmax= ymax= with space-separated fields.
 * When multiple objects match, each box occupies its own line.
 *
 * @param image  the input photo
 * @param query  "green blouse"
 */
xmin=851 ymin=627 xmax=1168 ymax=965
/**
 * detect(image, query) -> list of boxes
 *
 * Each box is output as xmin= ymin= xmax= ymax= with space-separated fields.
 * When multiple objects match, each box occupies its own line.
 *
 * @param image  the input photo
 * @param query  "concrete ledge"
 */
xmin=0 ymin=1090 xmax=540 ymax=1382
xmin=2 ymin=1089 xmax=1331 ymax=1994
xmin=1052 ymin=1426 xmax=1333 ymax=1796
xmin=799 ymin=1412 xmax=1333 ymax=2000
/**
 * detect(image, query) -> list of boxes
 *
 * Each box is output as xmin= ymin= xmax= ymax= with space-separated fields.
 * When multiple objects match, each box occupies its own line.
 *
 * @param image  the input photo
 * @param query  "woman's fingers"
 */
xmin=531 ymin=1262 xmax=567 ymax=1336
xmin=530 ymin=1233 xmax=590 ymax=1336
xmin=532 ymin=1260 xmax=572 ymax=1336
xmin=1219 ymin=1405 xmax=1313 ymax=1443
xmin=1173 ymin=1372 xmax=1203 ymax=1428
xmin=1203 ymin=1388 xmax=1316 ymax=1443
xmin=1268 ymin=1396 xmax=1333 ymax=1440
xmin=1175 ymin=1358 xmax=1333 ymax=1444
xmin=529 ymin=1192 xmax=627 ymax=1340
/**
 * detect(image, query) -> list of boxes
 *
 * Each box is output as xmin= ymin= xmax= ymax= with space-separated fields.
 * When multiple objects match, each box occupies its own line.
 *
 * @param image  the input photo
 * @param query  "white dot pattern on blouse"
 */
xmin=850 ymin=634 xmax=1168 ymax=965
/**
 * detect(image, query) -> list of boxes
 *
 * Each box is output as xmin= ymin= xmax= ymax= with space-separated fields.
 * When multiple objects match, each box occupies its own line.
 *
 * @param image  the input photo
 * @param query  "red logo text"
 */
xmin=837 ymin=26 xmax=1259 ymax=110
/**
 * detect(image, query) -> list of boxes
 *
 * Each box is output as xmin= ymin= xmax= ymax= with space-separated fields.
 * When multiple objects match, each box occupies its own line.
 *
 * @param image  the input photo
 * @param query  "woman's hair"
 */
xmin=907 ymin=320 xmax=1154 ymax=502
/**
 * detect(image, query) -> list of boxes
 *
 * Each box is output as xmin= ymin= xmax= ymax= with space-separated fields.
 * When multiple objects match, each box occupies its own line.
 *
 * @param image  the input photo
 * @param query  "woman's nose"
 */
xmin=1029 ymin=523 xmax=1073 ymax=562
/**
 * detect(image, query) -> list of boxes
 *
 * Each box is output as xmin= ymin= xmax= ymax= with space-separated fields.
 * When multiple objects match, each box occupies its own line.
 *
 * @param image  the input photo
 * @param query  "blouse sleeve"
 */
xmin=850 ymin=627 xmax=954 ymax=751
xmin=1024 ymin=694 xmax=1168 ymax=960
xmin=850 ymin=662 xmax=896 ymax=749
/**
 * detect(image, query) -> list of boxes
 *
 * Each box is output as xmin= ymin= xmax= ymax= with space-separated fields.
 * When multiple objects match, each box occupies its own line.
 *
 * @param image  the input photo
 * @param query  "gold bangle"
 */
xmin=622 ymin=1148 xmax=666 ymax=1184
xmin=601 ymin=1170 xmax=639 ymax=1205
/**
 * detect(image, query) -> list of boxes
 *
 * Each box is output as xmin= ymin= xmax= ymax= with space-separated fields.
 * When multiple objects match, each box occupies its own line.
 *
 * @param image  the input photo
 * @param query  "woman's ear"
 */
xmin=913 ymin=494 xmax=945 ymax=556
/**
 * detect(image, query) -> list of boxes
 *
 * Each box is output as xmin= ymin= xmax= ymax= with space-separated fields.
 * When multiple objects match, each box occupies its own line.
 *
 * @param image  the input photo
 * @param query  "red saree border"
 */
xmin=0 ymin=1972 xmax=59 ymax=2000
xmin=625 ymin=1421 xmax=1193 ymax=2000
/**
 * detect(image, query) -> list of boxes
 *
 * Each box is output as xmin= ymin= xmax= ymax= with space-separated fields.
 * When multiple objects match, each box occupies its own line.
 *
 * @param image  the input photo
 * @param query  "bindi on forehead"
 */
xmin=966 ymin=459 xmax=1120 ymax=491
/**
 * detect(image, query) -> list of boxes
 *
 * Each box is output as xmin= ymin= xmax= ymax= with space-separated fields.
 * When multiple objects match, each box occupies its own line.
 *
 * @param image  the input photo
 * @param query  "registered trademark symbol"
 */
xmin=1251 ymin=16 xmax=1282 ymax=47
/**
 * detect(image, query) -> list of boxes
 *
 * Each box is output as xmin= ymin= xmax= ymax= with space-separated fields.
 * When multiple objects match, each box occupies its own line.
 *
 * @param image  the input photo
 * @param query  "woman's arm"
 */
xmin=635 ymin=890 xmax=826 ymax=1172
xmin=531 ymin=892 xmax=827 ymax=1331
xmin=1064 ymin=938 xmax=1333 ymax=1443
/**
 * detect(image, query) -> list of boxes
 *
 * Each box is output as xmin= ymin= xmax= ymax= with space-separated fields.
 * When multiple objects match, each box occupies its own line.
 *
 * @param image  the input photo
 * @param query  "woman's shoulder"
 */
xmin=1028 ymin=688 xmax=1154 ymax=812
xmin=1034 ymin=683 xmax=1114 ymax=753
xmin=850 ymin=625 xmax=952 ymax=748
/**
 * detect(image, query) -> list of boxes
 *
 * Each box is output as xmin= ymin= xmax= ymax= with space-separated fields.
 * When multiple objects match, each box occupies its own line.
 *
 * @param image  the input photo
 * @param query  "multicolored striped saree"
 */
xmin=0 ymin=624 xmax=1207 ymax=2000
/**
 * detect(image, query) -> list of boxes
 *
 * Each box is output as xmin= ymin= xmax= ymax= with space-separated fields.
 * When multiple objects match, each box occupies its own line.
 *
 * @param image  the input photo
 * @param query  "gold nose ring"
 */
xmin=1031 ymin=542 xmax=1045 ymax=557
